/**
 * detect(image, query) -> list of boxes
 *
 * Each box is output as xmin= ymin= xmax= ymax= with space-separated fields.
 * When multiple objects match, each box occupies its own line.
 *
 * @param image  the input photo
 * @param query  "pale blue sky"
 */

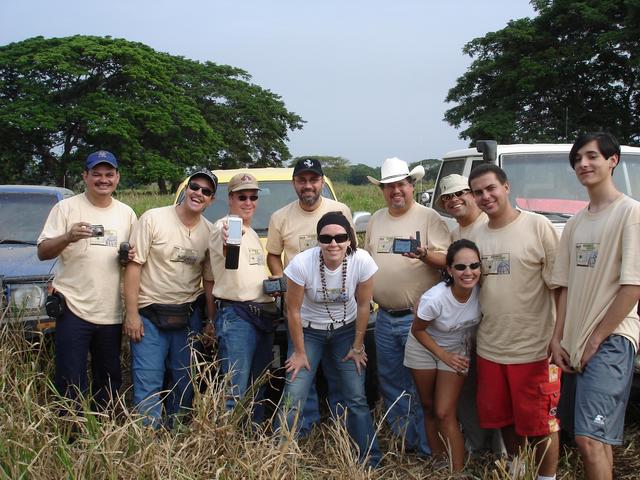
xmin=0 ymin=0 xmax=536 ymax=166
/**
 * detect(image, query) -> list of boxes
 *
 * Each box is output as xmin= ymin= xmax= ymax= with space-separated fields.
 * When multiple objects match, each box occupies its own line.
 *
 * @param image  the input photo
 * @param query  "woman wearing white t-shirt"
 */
xmin=404 ymin=239 xmax=482 ymax=472
xmin=279 ymin=211 xmax=381 ymax=466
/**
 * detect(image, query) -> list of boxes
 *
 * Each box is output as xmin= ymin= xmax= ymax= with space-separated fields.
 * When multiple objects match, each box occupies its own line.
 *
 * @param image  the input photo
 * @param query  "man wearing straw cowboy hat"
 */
xmin=365 ymin=157 xmax=450 ymax=456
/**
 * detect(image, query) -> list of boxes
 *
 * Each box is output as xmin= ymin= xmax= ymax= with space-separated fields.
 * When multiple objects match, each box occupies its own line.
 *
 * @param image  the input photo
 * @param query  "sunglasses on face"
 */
xmin=188 ymin=182 xmax=214 ymax=197
xmin=236 ymin=194 xmax=259 ymax=201
xmin=317 ymin=233 xmax=350 ymax=244
xmin=441 ymin=189 xmax=471 ymax=202
xmin=452 ymin=262 xmax=482 ymax=271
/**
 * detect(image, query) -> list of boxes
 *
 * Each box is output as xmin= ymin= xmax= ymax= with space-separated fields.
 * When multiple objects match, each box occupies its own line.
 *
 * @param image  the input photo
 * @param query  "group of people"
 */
xmin=36 ymin=131 xmax=639 ymax=480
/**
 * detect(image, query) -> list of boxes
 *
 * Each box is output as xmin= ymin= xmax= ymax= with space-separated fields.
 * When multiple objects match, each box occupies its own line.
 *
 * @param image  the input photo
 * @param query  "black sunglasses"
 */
xmin=441 ymin=189 xmax=471 ymax=202
xmin=188 ymin=181 xmax=214 ymax=197
xmin=452 ymin=262 xmax=482 ymax=271
xmin=237 ymin=194 xmax=259 ymax=201
xmin=317 ymin=233 xmax=350 ymax=244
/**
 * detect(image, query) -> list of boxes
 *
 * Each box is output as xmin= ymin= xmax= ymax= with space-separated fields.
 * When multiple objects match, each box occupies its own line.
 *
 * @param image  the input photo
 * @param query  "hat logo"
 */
xmin=241 ymin=174 xmax=251 ymax=182
xmin=304 ymin=159 xmax=313 ymax=168
xmin=97 ymin=151 xmax=108 ymax=158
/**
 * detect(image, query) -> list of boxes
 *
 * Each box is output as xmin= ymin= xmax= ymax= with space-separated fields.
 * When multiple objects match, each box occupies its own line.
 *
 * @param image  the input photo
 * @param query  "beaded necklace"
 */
xmin=319 ymin=251 xmax=348 ymax=324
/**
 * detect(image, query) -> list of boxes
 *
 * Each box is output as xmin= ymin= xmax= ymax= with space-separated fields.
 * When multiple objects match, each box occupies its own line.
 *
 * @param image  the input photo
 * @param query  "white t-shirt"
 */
xmin=414 ymin=282 xmax=481 ymax=350
xmin=284 ymin=247 xmax=378 ymax=326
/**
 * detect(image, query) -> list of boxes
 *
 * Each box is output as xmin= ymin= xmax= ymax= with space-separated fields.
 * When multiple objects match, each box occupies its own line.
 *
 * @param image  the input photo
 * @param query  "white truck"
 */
xmin=428 ymin=141 xmax=640 ymax=234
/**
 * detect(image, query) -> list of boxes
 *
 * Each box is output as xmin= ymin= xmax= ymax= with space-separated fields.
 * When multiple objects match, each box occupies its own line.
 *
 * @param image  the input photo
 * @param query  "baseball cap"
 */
xmin=86 ymin=150 xmax=118 ymax=170
xmin=228 ymin=172 xmax=261 ymax=193
xmin=293 ymin=158 xmax=323 ymax=177
xmin=189 ymin=168 xmax=219 ymax=194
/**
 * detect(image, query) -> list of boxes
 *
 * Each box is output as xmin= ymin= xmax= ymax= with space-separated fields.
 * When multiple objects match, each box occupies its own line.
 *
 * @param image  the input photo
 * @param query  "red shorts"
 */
xmin=476 ymin=356 xmax=561 ymax=437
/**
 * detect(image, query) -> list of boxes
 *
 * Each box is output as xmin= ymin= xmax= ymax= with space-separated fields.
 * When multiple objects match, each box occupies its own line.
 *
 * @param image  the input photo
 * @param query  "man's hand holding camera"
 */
xmin=65 ymin=222 xmax=99 ymax=243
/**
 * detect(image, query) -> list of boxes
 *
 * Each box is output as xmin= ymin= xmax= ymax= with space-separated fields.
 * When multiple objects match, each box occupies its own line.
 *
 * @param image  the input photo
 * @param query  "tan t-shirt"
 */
xmin=474 ymin=211 xmax=559 ymax=364
xmin=365 ymin=202 xmax=450 ymax=310
xmin=37 ymin=193 xmax=137 ymax=325
xmin=130 ymin=205 xmax=213 ymax=308
xmin=210 ymin=218 xmax=273 ymax=303
xmin=449 ymin=212 xmax=489 ymax=242
xmin=552 ymin=195 xmax=640 ymax=369
xmin=266 ymin=196 xmax=353 ymax=267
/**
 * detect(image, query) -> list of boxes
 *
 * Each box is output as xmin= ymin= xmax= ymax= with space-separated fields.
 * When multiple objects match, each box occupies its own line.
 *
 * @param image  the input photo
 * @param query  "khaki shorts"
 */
xmin=403 ymin=333 xmax=464 ymax=373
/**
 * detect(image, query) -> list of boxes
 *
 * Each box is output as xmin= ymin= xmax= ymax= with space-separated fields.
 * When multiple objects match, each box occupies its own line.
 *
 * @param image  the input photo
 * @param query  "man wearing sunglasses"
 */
xmin=437 ymin=174 xmax=487 ymax=242
xmin=365 ymin=157 xmax=450 ymax=457
xmin=204 ymin=172 xmax=279 ymax=421
xmin=468 ymin=164 xmax=560 ymax=480
xmin=266 ymin=158 xmax=354 ymax=434
xmin=124 ymin=168 xmax=217 ymax=428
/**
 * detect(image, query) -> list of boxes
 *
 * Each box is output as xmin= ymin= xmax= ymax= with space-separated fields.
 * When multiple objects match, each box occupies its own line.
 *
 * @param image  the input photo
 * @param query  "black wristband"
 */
xmin=225 ymin=244 xmax=240 ymax=270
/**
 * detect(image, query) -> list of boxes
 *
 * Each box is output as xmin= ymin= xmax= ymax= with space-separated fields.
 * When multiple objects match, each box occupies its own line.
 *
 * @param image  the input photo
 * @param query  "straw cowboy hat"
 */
xmin=367 ymin=157 xmax=425 ymax=185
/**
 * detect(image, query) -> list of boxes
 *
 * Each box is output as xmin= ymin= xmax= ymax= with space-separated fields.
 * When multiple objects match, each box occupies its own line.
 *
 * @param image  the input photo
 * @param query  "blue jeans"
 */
xmin=287 ymin=328 xmax=344 ymax=435
xmin=375 ymin=308 xmax=430 ymax=455
xmin=131 ymin=307 xmax=203 ymax=428
xmin=215 ymin=305 xmax=274 ymax=422
xmin=55 ymin=308 xmax=122 ymax=410
xmin=279 ymin=322 xmax=381 ymax=466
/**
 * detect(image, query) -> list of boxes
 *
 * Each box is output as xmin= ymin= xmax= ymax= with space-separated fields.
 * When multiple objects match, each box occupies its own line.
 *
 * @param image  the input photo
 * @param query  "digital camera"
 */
xmin=392 ymin=231 xmax=421 ymax=255
xmin=90 ymin=224 xmax=105 ymax=237
xmin=263 ymin=277 xmax=287 ymax=295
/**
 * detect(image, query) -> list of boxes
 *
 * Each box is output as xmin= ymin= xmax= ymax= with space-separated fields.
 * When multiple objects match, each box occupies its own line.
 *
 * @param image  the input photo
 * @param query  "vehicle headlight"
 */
xmin=9 ymin=284 xmax=48 ymax=310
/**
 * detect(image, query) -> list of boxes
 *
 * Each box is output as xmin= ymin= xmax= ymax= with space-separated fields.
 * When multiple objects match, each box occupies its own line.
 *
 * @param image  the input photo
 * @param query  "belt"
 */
xmin=381 ymin=307 xmax=413 ymax=317
xmin=302 ymin=319 xmax=354 ymax=331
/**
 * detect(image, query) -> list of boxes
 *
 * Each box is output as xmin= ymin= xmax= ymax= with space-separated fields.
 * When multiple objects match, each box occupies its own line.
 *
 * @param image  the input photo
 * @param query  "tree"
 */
xmin=289 ymin=155 xmax=351 ymax=182
xmin=444 ymin=0 xmax=640 ymax=145
xmin=0 ymin=36 xmax=304 ymax=190
xmin=348 ymin=163 xmax=380 ymax=185
xmin=410 ymin=159 xmax=441 ymax=184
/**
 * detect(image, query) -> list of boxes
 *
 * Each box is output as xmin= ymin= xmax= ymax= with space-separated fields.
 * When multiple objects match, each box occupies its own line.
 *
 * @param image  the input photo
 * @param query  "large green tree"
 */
xmin=445 ymin=0 xmax=640 ymax=145
xmin=0 ymin=35 xmax=304 ymax=190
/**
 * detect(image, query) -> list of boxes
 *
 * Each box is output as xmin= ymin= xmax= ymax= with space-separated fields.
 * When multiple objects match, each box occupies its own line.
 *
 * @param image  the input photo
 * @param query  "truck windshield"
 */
xmin=0 ymin=193 xmax=58 ymax=244
xmin=196 ymin=181 xmax=335 ymax=235
xmin=502 ymin=152 xmax=640 ymax=217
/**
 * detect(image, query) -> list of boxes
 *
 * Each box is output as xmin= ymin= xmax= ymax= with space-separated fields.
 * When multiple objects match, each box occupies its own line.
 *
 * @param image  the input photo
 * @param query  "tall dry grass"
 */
xmin=3 ymin=318 xmax=640 ymax=479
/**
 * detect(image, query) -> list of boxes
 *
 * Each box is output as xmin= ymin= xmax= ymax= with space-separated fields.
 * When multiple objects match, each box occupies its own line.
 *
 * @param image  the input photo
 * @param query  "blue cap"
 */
xmin=86 ymin=150 xmax=118 ymax=170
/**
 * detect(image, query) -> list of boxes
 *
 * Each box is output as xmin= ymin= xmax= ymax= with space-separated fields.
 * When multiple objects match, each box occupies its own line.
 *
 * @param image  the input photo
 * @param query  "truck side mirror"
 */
xmin=476 ymin=140 xmax=497 ymax=163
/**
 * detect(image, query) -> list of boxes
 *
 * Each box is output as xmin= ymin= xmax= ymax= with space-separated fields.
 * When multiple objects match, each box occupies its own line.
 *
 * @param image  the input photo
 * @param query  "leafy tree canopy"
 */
xmin=0 ymin=35 xmax=304 ymax=190
xmin=444 ymin=0 xmax=640 ymax=145
xmin=347 ymin=163 xmax=380 ymax=185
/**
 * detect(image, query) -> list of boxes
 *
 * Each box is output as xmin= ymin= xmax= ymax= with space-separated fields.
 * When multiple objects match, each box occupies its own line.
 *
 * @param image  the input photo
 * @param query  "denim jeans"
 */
xmin=55 ymin=308 xmax=122 ymax=409
xmin=131 ymin=306 xmax=203 ymax=428
xmin=286 ymin=328 xmax=344 ymax=435
xmin=279 ymin=322 xmax=381 ymax=466
xmin=215 ymin=305 xmax=274 ymax=422
xmin=375 ymin=308 xmax=430 ymax=455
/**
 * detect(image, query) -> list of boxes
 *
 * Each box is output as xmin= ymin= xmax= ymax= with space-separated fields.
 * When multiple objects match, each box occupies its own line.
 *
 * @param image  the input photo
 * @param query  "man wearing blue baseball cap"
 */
xmin=38 ymin=150 xmax=137 ymax=411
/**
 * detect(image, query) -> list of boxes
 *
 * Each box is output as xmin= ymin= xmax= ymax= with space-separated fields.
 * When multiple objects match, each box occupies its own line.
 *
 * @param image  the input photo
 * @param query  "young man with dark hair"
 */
xmin=550 ymin=132 xmax=640 ymax=480
xmin=468 ymin=164 xmax=560 ymax=480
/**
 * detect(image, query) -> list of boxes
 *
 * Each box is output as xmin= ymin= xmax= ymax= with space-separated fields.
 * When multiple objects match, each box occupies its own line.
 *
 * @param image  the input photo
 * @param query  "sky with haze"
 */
xmin=0 ymin=0 xmax=537 ymax=166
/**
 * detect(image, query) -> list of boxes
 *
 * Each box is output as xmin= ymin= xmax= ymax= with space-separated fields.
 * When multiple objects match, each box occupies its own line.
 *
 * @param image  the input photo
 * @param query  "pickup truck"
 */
xmin=0 ymin=185 xmax=74 ymax=334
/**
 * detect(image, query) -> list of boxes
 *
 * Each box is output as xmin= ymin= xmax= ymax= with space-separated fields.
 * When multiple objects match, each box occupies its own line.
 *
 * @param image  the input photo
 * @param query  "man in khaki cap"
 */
xmin=365 ymin=156 xmax=450 ymax=455
xmin=206 ymin=172 xmax=279 ymax=421
xmin=437 ymin=174 xmax=487 ymax=242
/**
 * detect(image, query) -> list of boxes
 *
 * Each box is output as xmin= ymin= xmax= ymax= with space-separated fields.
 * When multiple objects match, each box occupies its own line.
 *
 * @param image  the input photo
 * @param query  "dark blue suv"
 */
xmin=0 ymin=185 xmax=74 ymax=334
